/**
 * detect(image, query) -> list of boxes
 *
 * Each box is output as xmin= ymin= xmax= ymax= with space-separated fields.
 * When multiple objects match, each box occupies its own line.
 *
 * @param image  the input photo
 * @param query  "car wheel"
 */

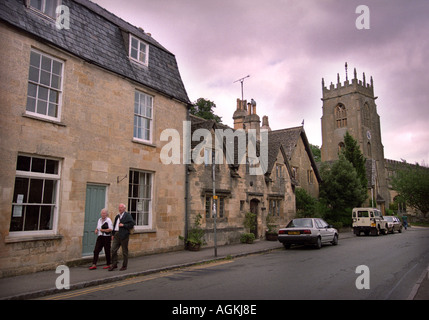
xmin=331 ymin=234 xmax=338 ymax=246
xmin=315 ymin=237 xmax=322 ymax=249
xmin=283 ymin=243 xmax=291 ymax=249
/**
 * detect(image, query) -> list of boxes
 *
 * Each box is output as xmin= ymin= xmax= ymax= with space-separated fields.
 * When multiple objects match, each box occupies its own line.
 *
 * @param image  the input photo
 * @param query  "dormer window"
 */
xmin=129 ymin=34 xmax=149 ymax=66
xmin=28 ymin=0 xmax=60 ymax=19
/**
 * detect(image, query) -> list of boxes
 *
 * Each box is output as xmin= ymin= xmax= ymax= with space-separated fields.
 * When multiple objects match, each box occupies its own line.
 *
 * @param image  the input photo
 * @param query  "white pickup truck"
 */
xmin=352 ymin=207 xmax=389 ymax=236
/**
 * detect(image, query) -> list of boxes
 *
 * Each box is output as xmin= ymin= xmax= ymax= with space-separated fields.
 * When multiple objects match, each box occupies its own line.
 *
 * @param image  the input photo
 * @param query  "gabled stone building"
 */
xmin=188 ymin=99 xmax=321 ymax=246
xmin=0 ymin=0 xmax=190 ymax=276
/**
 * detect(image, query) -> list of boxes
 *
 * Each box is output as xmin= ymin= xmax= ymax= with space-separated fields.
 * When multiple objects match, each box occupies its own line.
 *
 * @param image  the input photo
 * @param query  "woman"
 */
xmin=89 ymin=208 xmax=113 ymax=270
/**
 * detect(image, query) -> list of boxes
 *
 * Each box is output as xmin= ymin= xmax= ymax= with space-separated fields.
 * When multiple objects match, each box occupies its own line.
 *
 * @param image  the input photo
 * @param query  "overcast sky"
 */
xmin=93 ymin=0 xmax=429 ymax=165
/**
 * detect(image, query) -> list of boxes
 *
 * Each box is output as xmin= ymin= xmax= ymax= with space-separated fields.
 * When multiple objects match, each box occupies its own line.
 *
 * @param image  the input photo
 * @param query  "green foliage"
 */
xmin=180 ymin=213 xmax=205 ymax=246
xmin=310 ymin=144 xmax=321 ymax=162
xmin=190 ymin=98 xmax=222 ymax=123
xmin=392 ymin=164 xmax=429 ymax=217
xmin=240 ymin=233 xmax=255 ymax=244
xmin=266 ymin=214 xmax=277 ymax=234
xmin=319 ymin=155 xmax=367 ymax=226
xmin=295 ymin=188 xmax=318 ymax=217
xmin=341 ymin=131 xmax=368 ymax=192
xmin=243 ymin=211 xmax=256 ymax=231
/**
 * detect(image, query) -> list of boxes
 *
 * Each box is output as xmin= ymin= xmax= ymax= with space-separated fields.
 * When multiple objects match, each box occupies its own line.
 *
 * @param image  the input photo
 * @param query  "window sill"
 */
xmin=132 ymin=228 xmax=156 ymax=234
xmin=5 ymin=233 xmax=63 ymax=244
xmin=22 ymin=112 xmax=66 ymax=127
xmin=132 ymin=138 xmax=156 ymax=148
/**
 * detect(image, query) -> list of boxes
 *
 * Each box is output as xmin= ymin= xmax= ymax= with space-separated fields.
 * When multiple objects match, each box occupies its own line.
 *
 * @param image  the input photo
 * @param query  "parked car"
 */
xmin=383 ymin=216 xmax=403 ymax=233
xmin=352 ymin=207 xmax=389 ymax=236
xmin=278 ymin=218 xmax=339 ymax=249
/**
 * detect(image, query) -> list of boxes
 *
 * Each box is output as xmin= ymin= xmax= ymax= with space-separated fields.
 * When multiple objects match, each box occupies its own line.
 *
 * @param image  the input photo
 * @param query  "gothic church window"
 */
xmin=338 ymin=142 xmax=345 ymax=153
xmin=363 ymin=103 xmax=370 ymax=127
xmin=335 ymin=104 xmax=347 ymax=128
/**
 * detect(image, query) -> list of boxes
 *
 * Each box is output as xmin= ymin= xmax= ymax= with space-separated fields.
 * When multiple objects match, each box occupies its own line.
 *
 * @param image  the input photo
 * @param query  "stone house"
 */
xmin=0 ymin=0 xmax=190 ymax=276
xmin=187 ymin=99 xmax=321 ymax=246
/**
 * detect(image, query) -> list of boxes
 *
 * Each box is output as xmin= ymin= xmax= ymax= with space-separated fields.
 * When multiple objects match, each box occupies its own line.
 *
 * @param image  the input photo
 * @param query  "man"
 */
xmin=109 ymin=203 xmax=135 ymax=271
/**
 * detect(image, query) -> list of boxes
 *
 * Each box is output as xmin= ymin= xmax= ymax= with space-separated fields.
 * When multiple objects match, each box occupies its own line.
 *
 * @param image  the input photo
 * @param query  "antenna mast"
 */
xmin=345 ymin=62 xmax=348 ymax=81
xmin=233 ymin=75 xmax=250 ymax=102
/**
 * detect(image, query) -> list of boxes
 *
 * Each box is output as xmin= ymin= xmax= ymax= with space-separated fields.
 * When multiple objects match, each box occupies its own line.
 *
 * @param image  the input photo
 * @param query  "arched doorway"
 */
xmin=249 ymin=199 xmax=259 ymax=238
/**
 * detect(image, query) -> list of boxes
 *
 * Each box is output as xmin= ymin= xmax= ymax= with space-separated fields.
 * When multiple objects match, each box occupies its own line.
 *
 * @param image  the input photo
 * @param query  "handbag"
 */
xmin=100 ymin=221 xmax=111 ymax=236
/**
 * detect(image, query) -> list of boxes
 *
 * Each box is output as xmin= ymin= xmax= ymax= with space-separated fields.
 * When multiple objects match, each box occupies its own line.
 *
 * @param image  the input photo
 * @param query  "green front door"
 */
xmin=82 ymin=184 xmax=106 ymax=256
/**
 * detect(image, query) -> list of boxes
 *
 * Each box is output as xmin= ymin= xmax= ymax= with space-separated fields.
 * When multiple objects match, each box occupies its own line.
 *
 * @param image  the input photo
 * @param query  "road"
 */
xmin=43 ymin=227 xmax=429 ymax=300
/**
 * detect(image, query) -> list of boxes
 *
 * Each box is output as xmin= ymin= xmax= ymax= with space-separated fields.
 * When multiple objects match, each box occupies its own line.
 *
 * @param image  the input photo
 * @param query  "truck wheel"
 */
xmin=372 ymin=227 xmax=380 ymax=236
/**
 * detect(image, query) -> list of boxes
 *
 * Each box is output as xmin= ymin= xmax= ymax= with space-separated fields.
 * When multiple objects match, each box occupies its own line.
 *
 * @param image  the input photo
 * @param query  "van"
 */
xmin=352 ymin=207 xmax=389 ymax=236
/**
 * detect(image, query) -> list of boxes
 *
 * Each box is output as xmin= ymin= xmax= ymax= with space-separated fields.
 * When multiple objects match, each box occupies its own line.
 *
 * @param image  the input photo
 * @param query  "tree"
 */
xmin=319 ymin=155 xmax=367 ymax=225
xmin=190 ymin=98 xmax=222 ymax=123
xmin=295 ymin=188 xmax=318 ymax=217
xmin=341 ymin=131 xmax=368 ymax=192
xmin=392 ymin=164 xmax=429 ymax=218
xmin=310 ymin=144 xmax=321 ymax=162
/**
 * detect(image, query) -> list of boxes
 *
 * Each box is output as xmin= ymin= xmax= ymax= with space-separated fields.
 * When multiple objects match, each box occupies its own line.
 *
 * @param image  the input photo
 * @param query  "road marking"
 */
xmin=384 ymin=263 xmax=418 ymax=300
xmin=41 ymin=259 xmax=234 ymax=300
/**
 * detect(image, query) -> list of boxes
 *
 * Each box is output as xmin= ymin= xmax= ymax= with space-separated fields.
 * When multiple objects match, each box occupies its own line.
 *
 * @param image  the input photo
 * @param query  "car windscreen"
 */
xmin=384 ymin=216 xmax=394 ymax=221
xmin=286 ymin=219 xmax=313 ymax=228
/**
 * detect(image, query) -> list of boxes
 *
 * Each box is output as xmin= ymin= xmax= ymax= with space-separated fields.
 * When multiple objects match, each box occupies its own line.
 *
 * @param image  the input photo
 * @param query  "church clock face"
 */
xmin=367 ymin=130 xmax=372 ymax=140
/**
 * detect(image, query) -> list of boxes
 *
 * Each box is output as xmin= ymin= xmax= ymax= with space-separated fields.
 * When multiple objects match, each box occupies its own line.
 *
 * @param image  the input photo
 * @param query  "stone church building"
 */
xmin=321 ymin=66 xmax=407 ymax=214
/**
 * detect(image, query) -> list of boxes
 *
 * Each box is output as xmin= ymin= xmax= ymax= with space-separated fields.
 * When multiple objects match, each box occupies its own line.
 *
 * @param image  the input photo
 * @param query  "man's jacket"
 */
xmin=113 ymin=212 xmax=135 ymax=240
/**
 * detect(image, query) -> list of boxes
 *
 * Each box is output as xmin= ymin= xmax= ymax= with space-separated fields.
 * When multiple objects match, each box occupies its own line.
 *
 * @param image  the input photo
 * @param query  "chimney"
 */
xmin=233 ymin=99 xmax=247 ymax=130
xmin=261 ymin=115 xmax=271 ymax=131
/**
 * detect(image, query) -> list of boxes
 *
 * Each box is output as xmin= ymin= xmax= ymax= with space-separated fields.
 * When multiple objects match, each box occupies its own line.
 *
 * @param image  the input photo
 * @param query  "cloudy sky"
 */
xmin=93 ymin=0 xmax=429 ymax=165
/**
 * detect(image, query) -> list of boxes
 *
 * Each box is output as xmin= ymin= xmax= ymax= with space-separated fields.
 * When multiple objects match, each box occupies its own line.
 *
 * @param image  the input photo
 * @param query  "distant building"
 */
xmin=186 ymin=99 xmax=321 ymax=246
xmin=321 ymin=66 xmax=426 ymax=218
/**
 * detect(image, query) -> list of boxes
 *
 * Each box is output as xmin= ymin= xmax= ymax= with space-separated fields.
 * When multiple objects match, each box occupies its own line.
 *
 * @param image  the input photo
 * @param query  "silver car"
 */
xmin=278 ymin=218 xmax=339 ymax=249
xmin=383 ymin=215 xmax=403 ymax=233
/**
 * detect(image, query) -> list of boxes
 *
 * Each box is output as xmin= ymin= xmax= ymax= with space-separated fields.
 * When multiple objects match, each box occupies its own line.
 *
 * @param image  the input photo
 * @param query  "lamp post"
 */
xmin=212 ymin=149 xmax=217 ymax=257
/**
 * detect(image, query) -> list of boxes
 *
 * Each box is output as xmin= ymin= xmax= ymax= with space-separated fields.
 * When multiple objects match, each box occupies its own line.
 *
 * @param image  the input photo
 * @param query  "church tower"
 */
xmin=320 ymin=66 xmax=390 ymax=211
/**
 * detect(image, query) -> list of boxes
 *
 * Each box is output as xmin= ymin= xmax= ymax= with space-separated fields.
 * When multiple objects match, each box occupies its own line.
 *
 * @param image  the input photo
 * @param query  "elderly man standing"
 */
xmin=109 ymin=203 xmax=135 ymax=271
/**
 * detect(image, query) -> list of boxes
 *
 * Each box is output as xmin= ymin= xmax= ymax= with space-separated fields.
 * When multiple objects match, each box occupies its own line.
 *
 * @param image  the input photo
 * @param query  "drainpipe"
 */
xmin=184 ymin=105 xmax=191 ymax=245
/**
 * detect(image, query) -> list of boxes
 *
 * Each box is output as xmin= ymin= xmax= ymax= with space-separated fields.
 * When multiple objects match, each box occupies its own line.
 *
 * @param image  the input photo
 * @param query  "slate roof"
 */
xmin=189 ymin=115 xmax=319 ymax=185
xmin=269 ymin=127 xmax=322 ymax=183
xmin=0 ymin=0 xmax=190 ymax=104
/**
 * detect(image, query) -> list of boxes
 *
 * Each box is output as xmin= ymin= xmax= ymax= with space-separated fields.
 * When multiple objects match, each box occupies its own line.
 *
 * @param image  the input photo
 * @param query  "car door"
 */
xmin=315 ymin=219 xmax=329 ymax=243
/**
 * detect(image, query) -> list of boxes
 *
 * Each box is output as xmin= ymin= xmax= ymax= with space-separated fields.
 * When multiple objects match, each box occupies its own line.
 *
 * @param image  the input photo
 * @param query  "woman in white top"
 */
xmin=89 ymin=208 xmax=113 ymax=270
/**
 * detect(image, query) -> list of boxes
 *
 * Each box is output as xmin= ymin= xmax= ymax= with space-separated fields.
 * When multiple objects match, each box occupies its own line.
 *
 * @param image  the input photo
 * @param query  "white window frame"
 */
xmin=133 ymin=90 xmax=153 ymax=144
xmin=129 ymin=34 xmax=149 ymax=66
xmin=26 ymin=49 xmax=64 ymax=122
xmin=128 ymin=170 xmax=153 ymax=230
xmin=9 ymin=154 xmax=61 ymax=237
xmin=28 ymin=0 xmax=61 ymax=20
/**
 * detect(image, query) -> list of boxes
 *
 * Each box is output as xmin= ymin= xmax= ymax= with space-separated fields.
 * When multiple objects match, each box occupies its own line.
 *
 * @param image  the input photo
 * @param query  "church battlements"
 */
xmin=322 ymin=68 xmax=375 ymax=100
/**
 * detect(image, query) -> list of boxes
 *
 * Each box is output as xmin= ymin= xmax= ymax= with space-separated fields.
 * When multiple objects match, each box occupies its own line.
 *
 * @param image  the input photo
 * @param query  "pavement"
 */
xmin=0 ymin=230 xmax=427 ymax=300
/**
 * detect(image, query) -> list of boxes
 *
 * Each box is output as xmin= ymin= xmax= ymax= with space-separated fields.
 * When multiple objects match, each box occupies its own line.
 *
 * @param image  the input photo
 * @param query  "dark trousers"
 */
xmin=92 ymin=235 xmax=111 ymax=265
xmin=111 ymin=233 xmax=129 ymax=267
